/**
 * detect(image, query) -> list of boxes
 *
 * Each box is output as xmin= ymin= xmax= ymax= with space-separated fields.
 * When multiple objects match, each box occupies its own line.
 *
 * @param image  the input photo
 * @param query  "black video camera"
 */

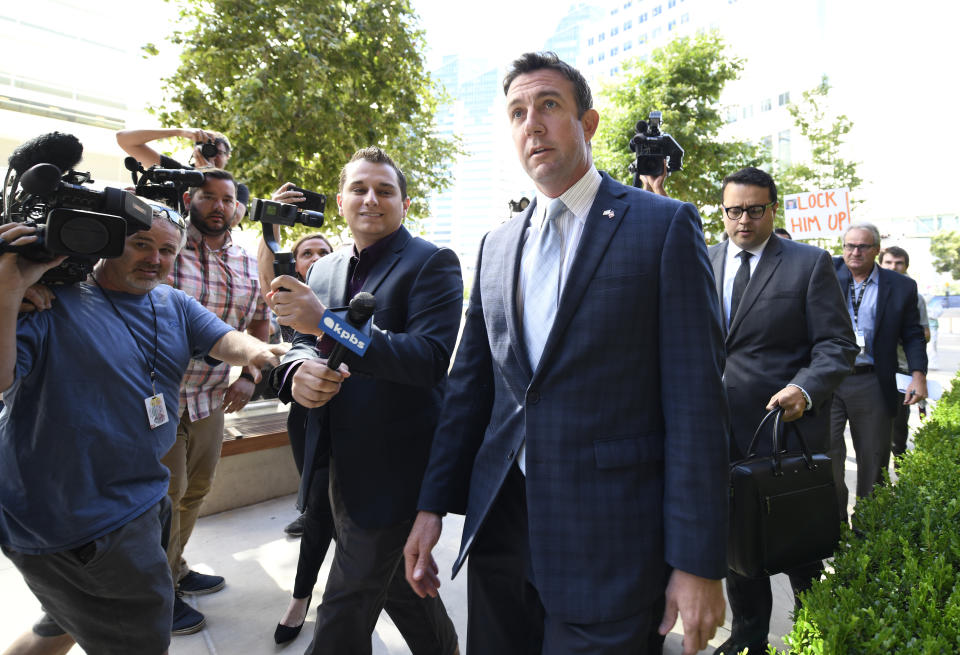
xmin=125 ymin=157 xmax=205 ymax=215
xmin=249 ymin=187 xmax=326 ymax=277
xmin=628 ymin=111 xmax=684 ymax=184
xmin=3 ymin=133 xmax=153 ymax=284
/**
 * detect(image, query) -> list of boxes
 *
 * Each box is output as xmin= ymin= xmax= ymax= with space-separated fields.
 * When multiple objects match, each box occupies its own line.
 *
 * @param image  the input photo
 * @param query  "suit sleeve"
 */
xmin=340 ymin=247 xmax=464 ymax=388
xmin=900 ymin=277 xmax=928 ymax=374
xmin=658 ymin=202 xmax=730 ymax=580
xmin=787 ymin=250 xmax=858 ymax=406
xmin=417 ymin=235 xmax=495 ymax=515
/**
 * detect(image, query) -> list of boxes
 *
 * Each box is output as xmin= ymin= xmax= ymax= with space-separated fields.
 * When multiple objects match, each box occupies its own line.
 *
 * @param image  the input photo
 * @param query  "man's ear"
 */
xmin=182 ymin=191 xmax=192 ymax=211
xmin=581 ymin=108 xmax=600 ymax=143
xmin=402 ymin=197 xmax=411 ymax=217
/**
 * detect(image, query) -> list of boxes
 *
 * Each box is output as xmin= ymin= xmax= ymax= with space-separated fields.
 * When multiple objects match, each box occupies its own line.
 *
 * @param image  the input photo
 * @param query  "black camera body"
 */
xmin=248 ymin=195 xmax=325 ymax=229
xmin=3 ymin=160 xmax=153 ymax=284
xmin=629 ymin=111 xmax=684 ymax=179
xmin=197 ymin=140 xmax=219 ymax=159
xmin=125 ymin=157 xmax=205 ymax=215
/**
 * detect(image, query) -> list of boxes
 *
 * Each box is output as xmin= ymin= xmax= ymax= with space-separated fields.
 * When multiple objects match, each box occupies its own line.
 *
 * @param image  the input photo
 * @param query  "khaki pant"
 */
xmin=161 ymin=408 xmax=224 ymax=583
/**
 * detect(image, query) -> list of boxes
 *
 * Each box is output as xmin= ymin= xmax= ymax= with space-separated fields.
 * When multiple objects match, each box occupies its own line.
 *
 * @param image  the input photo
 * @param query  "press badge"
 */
xmin=146 ymin=393 xmax=169 ymax=429
xmin=855 ymin=330 xmax=866 ymax=351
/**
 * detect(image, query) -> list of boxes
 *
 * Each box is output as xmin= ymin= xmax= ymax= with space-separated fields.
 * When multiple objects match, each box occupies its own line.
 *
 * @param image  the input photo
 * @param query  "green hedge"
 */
xmin=781 ymin=376 xmax=960 ymax=654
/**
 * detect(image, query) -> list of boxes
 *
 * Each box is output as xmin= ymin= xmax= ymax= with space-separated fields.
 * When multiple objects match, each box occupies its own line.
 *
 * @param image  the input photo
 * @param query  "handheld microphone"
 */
xmin=326 ymin=292 xmax=376 ymax=371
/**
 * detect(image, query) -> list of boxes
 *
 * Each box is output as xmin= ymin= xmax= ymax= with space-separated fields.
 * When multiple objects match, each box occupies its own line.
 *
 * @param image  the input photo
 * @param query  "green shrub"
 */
xmin=781 ymin=377 xmax=960 ymax=654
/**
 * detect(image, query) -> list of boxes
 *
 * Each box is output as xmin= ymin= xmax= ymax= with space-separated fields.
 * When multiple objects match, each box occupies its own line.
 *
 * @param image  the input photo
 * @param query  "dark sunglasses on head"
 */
xmin=149 ymin=204 xmax=187 ymax=231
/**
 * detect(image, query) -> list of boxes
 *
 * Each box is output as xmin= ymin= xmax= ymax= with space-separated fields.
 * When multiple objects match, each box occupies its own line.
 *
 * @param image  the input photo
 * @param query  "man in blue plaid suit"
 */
xmin=404 ymin=52 xmax=730 ymax=655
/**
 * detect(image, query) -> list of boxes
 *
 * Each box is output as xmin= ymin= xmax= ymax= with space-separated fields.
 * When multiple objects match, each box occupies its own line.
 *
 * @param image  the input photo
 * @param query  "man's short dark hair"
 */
xmin=188 ymin=168 xmax=237 ymax=197
xmin=338 ymin=146 xmax=407 ymax=199
xmin=721 ymin=167 xmax=778 ymax=205
xmin=881 ymin=245 xmax=910 ymax=268
xmin=503 ymin=52 xmax=593 ymax=118
xmin=774 ymin=227 xmax=791 ymax=239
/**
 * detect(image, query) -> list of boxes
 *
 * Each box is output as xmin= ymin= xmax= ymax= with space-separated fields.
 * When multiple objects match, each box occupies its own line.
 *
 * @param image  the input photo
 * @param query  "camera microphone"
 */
xmin=20 ymin=164 xmax=64 ymax=195
xmin=8 ymin=132 xmax=83 ymax=175
xmin=326 ymin=292 xmax=376 ymax=371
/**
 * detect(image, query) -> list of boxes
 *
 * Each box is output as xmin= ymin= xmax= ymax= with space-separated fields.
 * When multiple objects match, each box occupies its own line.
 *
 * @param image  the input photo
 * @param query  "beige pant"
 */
xmin=161 ymin=408 xmax=224 ymax=583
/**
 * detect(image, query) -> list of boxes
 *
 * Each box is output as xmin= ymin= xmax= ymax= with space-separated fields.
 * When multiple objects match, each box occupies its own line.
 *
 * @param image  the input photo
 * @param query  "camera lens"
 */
xmin=199 ymin=142 xmax=219 ymax=158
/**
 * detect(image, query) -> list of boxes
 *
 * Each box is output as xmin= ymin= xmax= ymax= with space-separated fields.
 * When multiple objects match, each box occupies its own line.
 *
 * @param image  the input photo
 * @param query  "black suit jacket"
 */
xmin=277 ymin=226 xmax=463 ymax=529
xmin=833 ymin=259 xmax=927 ymax=417
xmin=709 ymin=237 xmax=857 ymax=457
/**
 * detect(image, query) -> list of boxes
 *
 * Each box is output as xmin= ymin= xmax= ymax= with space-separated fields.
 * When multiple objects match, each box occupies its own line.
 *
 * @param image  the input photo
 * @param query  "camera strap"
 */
xmin=92 ymin=276 xmax=168 ymax=429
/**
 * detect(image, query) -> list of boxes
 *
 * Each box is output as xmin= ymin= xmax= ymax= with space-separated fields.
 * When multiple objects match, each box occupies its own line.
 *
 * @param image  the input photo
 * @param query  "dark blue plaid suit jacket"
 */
xmin=419 ymin=173 xmax=730 ymax=624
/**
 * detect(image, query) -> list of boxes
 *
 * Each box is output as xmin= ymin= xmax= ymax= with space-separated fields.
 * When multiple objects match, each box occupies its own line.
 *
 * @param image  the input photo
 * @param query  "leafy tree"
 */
xmin=930 ymin=230 xmax=960 ymax=279
xmin=593 ymin=31 xmax=763 ymax=240
xmin=146 ymin=0 xmax=458 ymax=240
xmin=774 ymin=76 xmax=862 ymax=201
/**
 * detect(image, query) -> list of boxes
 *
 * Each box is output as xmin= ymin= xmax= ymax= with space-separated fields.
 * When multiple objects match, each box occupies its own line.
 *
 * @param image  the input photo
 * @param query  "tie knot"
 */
xmin=545 ymin=198 xmax=566 ymax=223
xmin=737 ymin=250 xmax=752 ymax=263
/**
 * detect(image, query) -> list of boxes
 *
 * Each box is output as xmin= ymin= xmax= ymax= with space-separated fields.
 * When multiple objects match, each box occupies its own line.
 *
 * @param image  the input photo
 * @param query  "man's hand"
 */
xmin=904 ymin=371 xmax=927 ymax=405
xmin=766 ymin=385 xmax=807 ymax=421
xmin=222 ymin=376 xmax=255 ymax=413
xmin=267 ymin=276 xmax=326 ymax=336
xmin=250 ymin=343 xmax=289 ymax=371
xmin=639 ymin=158 xmax=669 ymax=197
xmin=658 ymin=570 xmax=725 ymax=655
xmin=404 ymin=511 xmax=443 ymax=598
xmin=20 ymin=284 xmax=55 ymax=313
xmin=272 ymin=182 xmax=306 ymax=205
xmin=0 ymin=224 xmax=66 ymax=296
xmin=290 ymin=359 xmax=349 ymax=408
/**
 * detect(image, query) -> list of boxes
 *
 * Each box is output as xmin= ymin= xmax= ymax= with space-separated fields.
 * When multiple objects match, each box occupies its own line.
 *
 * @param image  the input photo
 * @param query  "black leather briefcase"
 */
xmin=728 ymin=407 xmax=840 ymax=578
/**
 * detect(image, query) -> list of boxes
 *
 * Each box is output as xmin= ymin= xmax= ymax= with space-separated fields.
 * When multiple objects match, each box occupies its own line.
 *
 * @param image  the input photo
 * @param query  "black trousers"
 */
xmin=304 ymin=463 xmax=458 ymax=655
xmin=467 ymin=464 xmax=666 ymax=655
xmin=724 ymin=560 xmax=823 ymax=646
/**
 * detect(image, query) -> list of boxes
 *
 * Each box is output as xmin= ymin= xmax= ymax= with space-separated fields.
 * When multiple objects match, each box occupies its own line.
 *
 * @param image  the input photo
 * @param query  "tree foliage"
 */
xmin=930 ymin=230 xmax=960 ymax=280
xmin=147 ymin=0 xmax=458 ymax=241
xmin=774 ymin=75 xmax=862 ymax=203
xmin=593 ymin=31 xmax=762 ymax=240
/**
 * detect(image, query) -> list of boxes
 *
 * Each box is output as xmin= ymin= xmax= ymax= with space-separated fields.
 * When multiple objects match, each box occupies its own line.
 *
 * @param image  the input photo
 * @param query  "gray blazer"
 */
xmin=709 ymin=235 xmax=858 ymax=457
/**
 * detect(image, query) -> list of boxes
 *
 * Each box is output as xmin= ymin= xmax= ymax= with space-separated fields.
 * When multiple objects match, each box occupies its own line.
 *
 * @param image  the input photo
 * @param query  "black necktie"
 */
xmin=730 ymin=250 xmax=752 ymax=325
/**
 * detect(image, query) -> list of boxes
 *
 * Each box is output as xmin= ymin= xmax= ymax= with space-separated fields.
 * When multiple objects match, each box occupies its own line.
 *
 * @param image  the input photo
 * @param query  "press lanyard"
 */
xmin=93 ymin=276 xmax=168 ymax=428
xmin=849 ymin=280 xmax=868 ymax=330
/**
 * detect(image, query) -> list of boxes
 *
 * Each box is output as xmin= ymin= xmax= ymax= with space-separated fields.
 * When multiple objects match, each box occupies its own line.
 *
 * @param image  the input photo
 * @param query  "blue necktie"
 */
xmin=523 ymin=198 xmax=567 ymax=369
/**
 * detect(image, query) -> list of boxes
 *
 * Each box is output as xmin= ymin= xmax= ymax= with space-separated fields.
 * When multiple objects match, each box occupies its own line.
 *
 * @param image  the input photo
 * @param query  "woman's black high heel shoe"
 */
xmin=274 ymin=598 xmax=311 ymax=645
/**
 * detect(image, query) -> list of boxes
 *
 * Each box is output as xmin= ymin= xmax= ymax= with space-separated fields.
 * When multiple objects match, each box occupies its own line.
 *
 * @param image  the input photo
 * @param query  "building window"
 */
xmin=668 ymin=19 xmax=676 ymax=30
xmin=668 ymin=0 xmax=676 ymax=7
xmin=625 ymin=19 xmax=633 ymax=29
xmin=761 ymin=98 xmax=772 ymax=111
xmin=639 ymin=12 xmax=648 ymax=22
xmin=778 ymin=91 xmax=790 ymax=106
xmin=588 ymin=56 xmax=595 ymax=65
xmin=611 ymin=46 xmax=619 ymax=56
xmin=611 ymin=6 xmax=619 ymax=14
xmin=652 ymin=26 xmax=661 ymax=38
xmin=681 ymin=12 xmax=689 ymax=23
xmin=778 ymin=129 xmax=791 ymax=163
xmin=726 ymin=106 xmax=738 ymax=123
xmin=624 ymin=0 xmax=632 ymax=7
xmin=653 ymin=5 xmax=662 ymax=16
xmin=611 ymin=26 xmax=619 ymax=36
xmin=638 ymin=32 xmax=647 ymax=44
xmin=599 ymin=32 xmax=606 ymax=41
xmin=599 ymin=52 xmax=606 ymax=61
xmin=760 ymin=135 xmax=773 ymax=153
xmin=588 ymin=37 xmax=595 ymax=46
xmin=742 ymin=105 xmax=753 ymax=119
xmin=624 ymin=41 xmax=633 ymax=50
xmin=611 ymin=66 xmax=620 ymax=75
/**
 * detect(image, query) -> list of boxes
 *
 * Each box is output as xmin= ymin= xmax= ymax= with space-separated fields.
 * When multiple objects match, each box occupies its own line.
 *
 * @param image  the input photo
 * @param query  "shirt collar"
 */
xmin=726 ymin=235 xmax=771 ymax=263
xmin=351 ymin=226 xmax=403 ymax=261
xmin=533 ymin=166 xmax=602 ymax=228
xmin=186 ymin=223 xmax=233 ymax=251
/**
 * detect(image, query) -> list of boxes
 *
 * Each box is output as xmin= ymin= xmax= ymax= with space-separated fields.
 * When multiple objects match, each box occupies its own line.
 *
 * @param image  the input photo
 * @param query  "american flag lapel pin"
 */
xmin=602 ymin=209 xmax=615 ymax=219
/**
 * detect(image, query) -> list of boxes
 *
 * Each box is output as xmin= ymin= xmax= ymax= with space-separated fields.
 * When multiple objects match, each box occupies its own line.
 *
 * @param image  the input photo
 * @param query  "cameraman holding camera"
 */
xmin=0 ymin=208 xmax=284 ymax=655
xmin=115 ymin=127 xmax=249 ymax=222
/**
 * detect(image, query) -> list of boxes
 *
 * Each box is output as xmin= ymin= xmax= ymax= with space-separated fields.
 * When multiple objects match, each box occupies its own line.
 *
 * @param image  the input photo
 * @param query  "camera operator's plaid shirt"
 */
xmin=169 ymin=224 xmax=269 ymax=421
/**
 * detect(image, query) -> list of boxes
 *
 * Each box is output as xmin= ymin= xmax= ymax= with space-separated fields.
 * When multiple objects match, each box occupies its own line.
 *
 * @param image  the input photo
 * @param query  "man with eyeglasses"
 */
xmin=705 ymin=167 xmax=857 ymax=654
xmin=830 ymin=223 xmax=927 ymax=520
xmin=161 ymin=168 xmax=272 ymax=634
xmin=0 ymin=207 xmax=283 ymax=655
xmin=116 ymin=127 xmax=249 ymax=223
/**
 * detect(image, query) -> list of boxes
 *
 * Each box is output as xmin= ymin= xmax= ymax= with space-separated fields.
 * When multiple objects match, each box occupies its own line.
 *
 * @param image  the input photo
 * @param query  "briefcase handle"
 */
xmin=745 ymin=407 xmax=818 ymax=476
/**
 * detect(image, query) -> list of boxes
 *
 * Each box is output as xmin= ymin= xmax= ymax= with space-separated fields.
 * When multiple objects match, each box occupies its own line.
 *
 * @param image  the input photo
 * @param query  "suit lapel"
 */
xmin=533 ymin=177 xmax=626 ymax=380
xmin=324 ymin=250 xmax=352 ymax=308
xmin=708 ymin=242 xmax=727 ymax=337
xmin=360 ymin=227 xmax=410 ymax=296
xmin=727 ymin=237 xmax=783 ymax=337
xmin=503 ymin=204 xmax=535 ymax=380
xmin=874 ymin=265 xmax=891 ymax=331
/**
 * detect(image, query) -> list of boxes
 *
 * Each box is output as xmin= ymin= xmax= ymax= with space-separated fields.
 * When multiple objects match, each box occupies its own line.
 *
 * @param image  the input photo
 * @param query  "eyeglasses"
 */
xmin=722 ymin=201 xmax=776 ymax=220
xmin=843 ymin=243 xmax=876 ymax=252
xmin=150 ymin=204 xmax=187 ymax=231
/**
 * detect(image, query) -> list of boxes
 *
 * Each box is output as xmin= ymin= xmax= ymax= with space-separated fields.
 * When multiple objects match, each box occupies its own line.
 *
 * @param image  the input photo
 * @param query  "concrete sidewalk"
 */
xmin=3 ymin=333 xmax=956 ymax=654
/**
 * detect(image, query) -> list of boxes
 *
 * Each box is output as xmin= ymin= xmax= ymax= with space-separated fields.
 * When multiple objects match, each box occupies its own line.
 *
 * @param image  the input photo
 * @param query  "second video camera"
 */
xmin=629 ymin=110 xmax=684 ymax=178
xmin=249 ymin=186 xmax=325 ymax=229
